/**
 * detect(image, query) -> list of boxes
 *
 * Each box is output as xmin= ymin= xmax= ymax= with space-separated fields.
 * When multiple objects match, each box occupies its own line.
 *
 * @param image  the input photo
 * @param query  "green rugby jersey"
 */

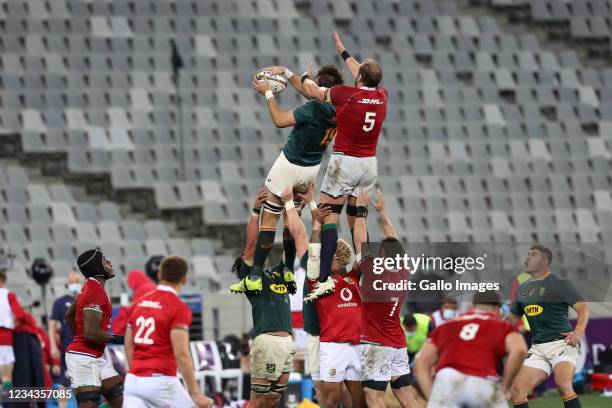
xmin=240 ymin=261 xmax=292 ymax=338
xmin=283 ymin=100 xmax=336 ymax=166
xmin=511 ymin=273 xmax=584 ymax=344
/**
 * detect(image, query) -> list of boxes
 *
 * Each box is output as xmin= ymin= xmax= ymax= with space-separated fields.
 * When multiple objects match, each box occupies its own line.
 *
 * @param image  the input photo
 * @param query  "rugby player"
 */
xmin=64 ymin=250 xmax=124 ymax=408
xmin=414 ymin=291 xmax=528 ymax=408
xmin=351 ymin=189 xmax=418 ymax=408
xmin=508 ymin=245 xmax=590 ymax=408
xmin=123 ymin=256 xmax=211 ymax=408
xmin=300 ymin=31 xmax=388 ymax=298
xmin=231 ymin=187 xmax=304 ymax=408
xmin=230 ymin=64 xmax=344 ymax=294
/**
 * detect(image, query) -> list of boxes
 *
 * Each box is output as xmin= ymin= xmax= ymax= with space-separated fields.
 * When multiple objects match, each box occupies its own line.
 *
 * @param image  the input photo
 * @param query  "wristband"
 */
xmin=356 ymin=206 xmax=367 ymax=218
xmin=251 ymin=208 xmax=261 ymax=217
xmin=283 ymin=68 xmax=294 ymax=79
xmin=341 ymin=50 xmax=351 ymax=61
xmin=284 ymin=200 xmax=295 ymax=210
xmin=264 ymin=90 xmax=274 ymax=100
xmin=301 ymin=74 xmax=311 ymax=84
xmin=308 ymin=201 xmax=317 ymax=211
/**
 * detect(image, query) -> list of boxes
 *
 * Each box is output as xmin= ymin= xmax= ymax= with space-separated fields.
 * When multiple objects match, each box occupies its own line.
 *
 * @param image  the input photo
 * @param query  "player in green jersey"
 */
xmin=230 ymin=186 xmax=327 ymax=407
xmin=230 ymin=64 xmax=344 ymax=294
xmin=507 ymin=245 xmax=590 ymax=408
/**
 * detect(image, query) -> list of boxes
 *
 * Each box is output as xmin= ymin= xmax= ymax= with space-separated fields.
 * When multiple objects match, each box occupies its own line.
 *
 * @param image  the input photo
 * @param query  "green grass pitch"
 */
xmin=529 ymin=392 xmax=611 ymax=407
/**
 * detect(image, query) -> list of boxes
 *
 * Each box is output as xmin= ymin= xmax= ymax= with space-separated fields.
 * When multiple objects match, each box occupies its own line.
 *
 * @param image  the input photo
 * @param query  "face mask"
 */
xmin=442 ymin=309 xmax=456 ymax=320
xmin=67 ymin=283 xmax=81 ymax=295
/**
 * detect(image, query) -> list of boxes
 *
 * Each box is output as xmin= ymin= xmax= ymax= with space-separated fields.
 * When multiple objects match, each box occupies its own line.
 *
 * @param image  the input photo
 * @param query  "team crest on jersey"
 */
xmin=270 ymin=284 xmax=287 ymax=294
xmin=329 ymin=369 xmax=336 ymax=378
xmin=524 ymin=305 xmax=543 ymax=316
xmin=343 ymin=277 xmax=355 ymax=285
xmin=520 ymin=289 xmax=528 ymax=297
xmin=266 ymin=363 xmax=276 ymax=373
xmin=539 ymin=287 xmax=546 ymax=296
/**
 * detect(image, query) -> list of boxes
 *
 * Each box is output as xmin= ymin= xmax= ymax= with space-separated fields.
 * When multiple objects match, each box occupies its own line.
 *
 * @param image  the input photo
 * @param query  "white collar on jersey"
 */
xmin=87 ymin=277 xmax=103 ymax=287
xmin=360 ymin=86 xmax=376 ymax=90
xmin=157 ymin=284 xmax=178 ymax=296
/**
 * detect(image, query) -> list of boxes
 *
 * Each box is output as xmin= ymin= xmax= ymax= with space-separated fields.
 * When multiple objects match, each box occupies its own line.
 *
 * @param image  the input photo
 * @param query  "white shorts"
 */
xmin=320 ymin=342 xmax=362 ymax=383
xmin=320 ymin=153 xmax=377 ymax=197
xmin=523 ymin=339 xmax=579 ymax=376
xmin=0 ymin=345 xmax=15 ymax=365
xmin=265 ymin=151 xmax=321 ymax=197
xmin=428 ymin=367 xmax=507 ymax=408
xmin=123 ymin=373 xmax=194 ymax=408
xmin=306 ymin=335 xmax=320 ymax=381
xmin=65 ymin=352 xmax=118 ymax=388
xmin=361 ymin=344 xmax=410 ymax=383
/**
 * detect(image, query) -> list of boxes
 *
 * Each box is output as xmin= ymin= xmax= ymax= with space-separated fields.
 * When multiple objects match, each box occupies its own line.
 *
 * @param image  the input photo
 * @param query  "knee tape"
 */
xmin=391 ymin=373 xmax=412 ymax=389
xmin=323 ymin=203 xmax=344 ymax=214
xmin=346 ymin=204 xmax=357 ymax=216
xmin=263 ymin=200 xmax=284 ymax=215
xmin=251 ymin=383 xmax=271 ymax=394
xmin=76 ymin=390 xmax=101 ymax=404
xmin=102 ymin=382 xmax=124 ymax=402
xmin=270 ymin=383 xmax=288 ymax=395
xmin=362 ymin=380 xmax=388 ymax=391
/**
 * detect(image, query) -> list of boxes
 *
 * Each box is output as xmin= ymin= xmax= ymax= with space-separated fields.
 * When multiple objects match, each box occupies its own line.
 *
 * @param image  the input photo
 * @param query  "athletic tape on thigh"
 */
xmin=270 ymin=383 xmax=288 ymax=395
xmin=263 ymin=200 xmax=284 ymax=215
xmin=362 ymin=380 xmax=388 ymax=391
xmin=390 ymin=373 xmax=412 ymax=389
xmin=326 ymin=203 xmax=344 ymax=214
xmin=102 ymin=382 xmax=124 ymax=402
xmin=252 ymin=383 xmax=271 ymax=394
xmin=346 ymin=205 xmax=357 ymax=216
xmin=76 ymin=391 xmax=101 ymax=404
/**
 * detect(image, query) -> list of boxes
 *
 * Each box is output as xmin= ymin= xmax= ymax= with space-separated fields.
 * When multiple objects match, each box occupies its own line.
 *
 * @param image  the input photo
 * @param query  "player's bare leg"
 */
xmin=74 ymin=385 xmax=101 ymax=408
xmin=320 ymin=381 xmax=343 ymax=407
xmin=230 ymin=189 xmax=282 ymax=293
xmin=100 ymin=375 xmax=123 ymax=408
xmin=345 ymin=380 xmax=365 ymax=408
xmin=249 ymin=377 xmax=271 ymax=408
xmin=265 ymin=372 xmax=290 ymax=408
xmin=346 ymin=196 xmax=358 ymax=250
xmin=390 ymin=384 xmax=418 ymax=408
xmin=510 ymin=366 xmax=548 ymax=407
xmin=1 ymin=363 xmax=13 ymax=385
xmin=363 ymin=388 xmax=386 ymax=408
xmin=553 ymin=362 xmax=581 ymax=407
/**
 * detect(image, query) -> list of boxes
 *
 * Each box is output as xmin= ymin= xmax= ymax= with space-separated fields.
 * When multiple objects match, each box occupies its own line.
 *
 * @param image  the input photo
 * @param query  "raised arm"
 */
xmin=333 ymin=31 xmax=361 ymax=79
xmin=372 ymin=190 xmax=397 ymax=240
xmin=243 ymin=187 xmax=267 ymax=264
xmin=279 ymin=188 xmax=309 ymax=260
xmin=253 ymin=79 xmax=296 ymax=128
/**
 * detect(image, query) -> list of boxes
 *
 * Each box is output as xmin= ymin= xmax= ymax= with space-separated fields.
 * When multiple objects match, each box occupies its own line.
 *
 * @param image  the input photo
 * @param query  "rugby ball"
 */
xmin=254 ymin=70 xmax=287 ymax=94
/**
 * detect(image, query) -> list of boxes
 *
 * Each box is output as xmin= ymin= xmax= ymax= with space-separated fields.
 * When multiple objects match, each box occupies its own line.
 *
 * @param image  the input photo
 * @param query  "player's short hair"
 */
xmin=0 ymin=271 xmax=6 ymax=283
xmin=358 ymin=59 xmax=383 ymax=87
xmin=380 ymin=237 xmax=404 ymax=259
xmin=316 ymin=64 xmax=344 ymax=88
xmin=335 ymin=239 xmax=353 ymax=266
xmin=530 ymin=244 xmax=553 ymax=266
xmin=441 ymin=295 xmax=458 ymax=305
xmin=472 ymin=290 xmax=502 ymax=307
xmin=159 ymin=256 xmax=188 ymax=283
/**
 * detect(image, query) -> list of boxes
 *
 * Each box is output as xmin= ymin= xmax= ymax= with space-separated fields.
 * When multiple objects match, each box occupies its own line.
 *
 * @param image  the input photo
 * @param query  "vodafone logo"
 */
xmin=340 ymin=288 xmax=353 ymax=302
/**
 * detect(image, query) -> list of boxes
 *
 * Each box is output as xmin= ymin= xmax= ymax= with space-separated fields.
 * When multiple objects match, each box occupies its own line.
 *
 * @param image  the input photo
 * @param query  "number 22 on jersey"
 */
xmin=134 ymin=316 xmax=156 ymax=345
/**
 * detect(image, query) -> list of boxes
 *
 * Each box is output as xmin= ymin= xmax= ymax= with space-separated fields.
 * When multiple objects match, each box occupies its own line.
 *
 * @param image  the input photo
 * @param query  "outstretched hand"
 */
xmin=315 ymin=204 xmax=333 ymax=224
xmin=254 ymin=187 xmax=267 ymax=209
xmin=561 ymin=330 xmax=582 ymax=347
xmin=333 ymin=31 xmax=345 ymax=54
xmin=252 ymin=78 xmax=271 ymax=96
xmin=372 ymin=189 xmax=386 ymax=213
xmin=280 ymin=187 xmax=294 ymax=204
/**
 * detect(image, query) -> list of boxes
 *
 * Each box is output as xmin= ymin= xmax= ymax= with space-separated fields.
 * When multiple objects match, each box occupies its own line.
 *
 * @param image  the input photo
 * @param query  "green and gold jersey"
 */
xmin=283 ymin=100 xmax=336 ymax=166
xmin=300 ymin=252 xmax=320 ymax=336
xmin=240 ymin=261 xmax=292 ymax=338
xmin=511 ymin=273 xmax=584 ymax=344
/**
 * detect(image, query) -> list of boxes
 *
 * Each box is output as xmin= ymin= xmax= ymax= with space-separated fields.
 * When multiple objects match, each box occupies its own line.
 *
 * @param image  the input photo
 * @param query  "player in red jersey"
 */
xmin=123 ymin=256 xmax=212 ymax=408
xmin=306 ymin=233 xmax=364 ymax=408
xmin=414 ymin=291 xmax=528 ymax=408
xmin=351 ymin=189 xmax=418 ymax=408
xmin=64 ymin=250 xmax=124 ymax=407
xmin=300 ymin=31 xmax=388 ymax=299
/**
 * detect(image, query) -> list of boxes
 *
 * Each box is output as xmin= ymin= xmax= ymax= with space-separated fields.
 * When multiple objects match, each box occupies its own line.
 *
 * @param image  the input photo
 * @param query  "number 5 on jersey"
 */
xmin=134 ymin=316 xmax=155 ymax=345
xmin=363 ymin=112 xmax=376 ymax=132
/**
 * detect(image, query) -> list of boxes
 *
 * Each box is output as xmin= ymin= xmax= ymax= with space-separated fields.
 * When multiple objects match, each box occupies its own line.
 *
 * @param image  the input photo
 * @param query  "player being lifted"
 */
xmin=229 ymin=63 xmax=344 ymax=294
xmin=301 ymin=31 xmax=388 ymax=298
xmin=414 ymin=291 xmax=528 ymax=408
xmin=508 ymin=245 xmax=590 ymax=408
xmin=349 ymin=190 xmax=418 ymax=408
xmin=123 ymin=256 xmax=212 ymax=408
xmin=64 ymin=250 xmax=124 ymax=408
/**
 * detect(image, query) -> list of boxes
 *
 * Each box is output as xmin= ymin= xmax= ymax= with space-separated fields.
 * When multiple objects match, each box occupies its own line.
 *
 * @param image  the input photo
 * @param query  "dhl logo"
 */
xmin=525 ymin=305 xmax=543 ymax=316
xmin=270 ymin=284 xmax=287 ymax=294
